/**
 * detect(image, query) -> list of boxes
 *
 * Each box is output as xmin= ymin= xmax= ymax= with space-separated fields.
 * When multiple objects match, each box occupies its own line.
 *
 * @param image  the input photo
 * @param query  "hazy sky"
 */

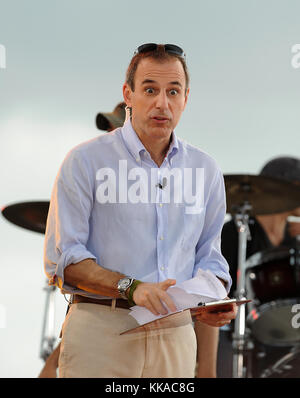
xmin=0 ymin=0 xmax=300 ymax=377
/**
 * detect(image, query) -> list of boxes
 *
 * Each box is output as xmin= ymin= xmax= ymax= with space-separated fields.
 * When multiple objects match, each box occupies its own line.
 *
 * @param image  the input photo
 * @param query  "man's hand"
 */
xmin=132 ymin=279 xmax=177 ymax=315
xmin=193 ymin=300 xmax=237 ymax=328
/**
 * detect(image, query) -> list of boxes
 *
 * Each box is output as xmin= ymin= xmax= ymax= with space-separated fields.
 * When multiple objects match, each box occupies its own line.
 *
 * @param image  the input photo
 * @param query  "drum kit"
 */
xmin=222 ymin=174 xmax=300 ymax=378
xmin=2 ymin=174 xmax=300 ymax=376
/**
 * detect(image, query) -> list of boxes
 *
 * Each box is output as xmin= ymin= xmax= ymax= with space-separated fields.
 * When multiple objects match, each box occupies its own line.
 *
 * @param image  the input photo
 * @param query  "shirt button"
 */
xmin=160 ymin=266 xmax=165 ymax=271
xmin=160 ymin=236 xmax=164 ymax=240
xmin=159 ymin=203 xmax=163 ymax=207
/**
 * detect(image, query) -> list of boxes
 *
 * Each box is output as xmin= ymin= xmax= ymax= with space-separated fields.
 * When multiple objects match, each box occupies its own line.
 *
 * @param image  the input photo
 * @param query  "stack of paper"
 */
xmin=129 ymin=269 xmax=227 ymax=326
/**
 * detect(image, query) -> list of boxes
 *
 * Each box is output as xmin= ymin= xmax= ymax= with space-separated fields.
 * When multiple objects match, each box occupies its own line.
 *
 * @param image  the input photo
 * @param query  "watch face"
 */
xmin=119 ymin=278 xmax=131 ymax=291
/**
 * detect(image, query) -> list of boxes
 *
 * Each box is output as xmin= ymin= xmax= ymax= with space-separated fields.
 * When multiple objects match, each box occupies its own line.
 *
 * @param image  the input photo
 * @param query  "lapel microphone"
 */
xmin=157 ymin=177 xmax=167 ymax=189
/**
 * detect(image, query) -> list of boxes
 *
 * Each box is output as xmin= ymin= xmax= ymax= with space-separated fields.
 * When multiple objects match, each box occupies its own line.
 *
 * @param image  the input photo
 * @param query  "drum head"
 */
xmin=247 ymin=299 xmax=300 ymax=346
xmin=245 ymin=247 xmax=292 ymax=270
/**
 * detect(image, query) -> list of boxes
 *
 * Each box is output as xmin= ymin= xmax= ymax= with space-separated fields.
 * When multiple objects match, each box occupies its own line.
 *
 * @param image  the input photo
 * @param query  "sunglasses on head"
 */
xmin=133 ymin=43 xmax=186 ymax=59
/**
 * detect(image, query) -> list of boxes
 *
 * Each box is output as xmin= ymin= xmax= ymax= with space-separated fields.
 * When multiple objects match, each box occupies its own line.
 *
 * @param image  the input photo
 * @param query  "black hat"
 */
xmin=95 ymin=102 xmax=126 ymax=131
xmin=260 ymin=156 xmax=300 ymax=184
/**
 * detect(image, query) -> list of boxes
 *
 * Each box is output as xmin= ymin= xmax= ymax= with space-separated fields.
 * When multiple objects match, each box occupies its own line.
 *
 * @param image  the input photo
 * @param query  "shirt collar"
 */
xmin=121 ymin=119 xmax=146 ymax=162
xmin=121 ymin=118 xmax=179 ymax=165
xmin=166 ymin=130 xmax=179 ymax=163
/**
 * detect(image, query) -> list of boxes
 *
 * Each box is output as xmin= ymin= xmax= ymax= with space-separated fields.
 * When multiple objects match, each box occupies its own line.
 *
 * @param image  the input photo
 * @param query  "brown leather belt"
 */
xmin=72 ymin=294 xmax=130 ymax=310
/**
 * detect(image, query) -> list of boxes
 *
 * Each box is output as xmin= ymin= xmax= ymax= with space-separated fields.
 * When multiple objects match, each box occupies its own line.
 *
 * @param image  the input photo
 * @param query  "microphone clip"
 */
xmin=156 ymin=177 xmax=167 ymax=190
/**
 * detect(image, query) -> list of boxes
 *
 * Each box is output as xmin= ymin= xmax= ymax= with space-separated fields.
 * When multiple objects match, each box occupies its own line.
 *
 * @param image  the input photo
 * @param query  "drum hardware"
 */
xmin=39 ymin=282 xmax=57 ymax=361
xmin=259 ymin=344 xmax=300 ymax=378
xmin=248 ymin=272 xmax=256 ymax=280
xmin=289 ymin=247 xmax=300 ymax=288
xmin=256 ymin=348 xmax=267 ymax=359
xmin=231 ymin=202 xmax=254 ymax=378
xmin=224 ymin=174 xmax=300 ymax=377
xmin=1 ymin=201 xmax=55 ymax=362
xmin=218 ymin=327 xmax=300 ymax=378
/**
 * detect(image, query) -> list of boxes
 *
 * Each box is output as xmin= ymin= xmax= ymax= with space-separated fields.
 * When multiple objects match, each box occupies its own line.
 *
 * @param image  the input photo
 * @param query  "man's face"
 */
xmin=123 ymin=57 xmax=189 ymax=142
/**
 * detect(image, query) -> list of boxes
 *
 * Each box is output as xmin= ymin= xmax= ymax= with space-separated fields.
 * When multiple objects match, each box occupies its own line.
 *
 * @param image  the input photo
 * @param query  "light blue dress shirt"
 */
xmin=44 ymin=119 xmax=232 ymax=298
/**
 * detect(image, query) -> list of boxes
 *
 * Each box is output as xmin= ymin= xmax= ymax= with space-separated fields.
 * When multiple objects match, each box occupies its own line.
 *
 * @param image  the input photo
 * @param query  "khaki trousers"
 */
xmin=59 ymin=302 xmax=197 ymax=378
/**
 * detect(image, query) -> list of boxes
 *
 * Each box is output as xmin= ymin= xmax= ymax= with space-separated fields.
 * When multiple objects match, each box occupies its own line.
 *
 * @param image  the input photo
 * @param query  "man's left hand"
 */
xmin=192 ymin=299 xmax=237 ymax=327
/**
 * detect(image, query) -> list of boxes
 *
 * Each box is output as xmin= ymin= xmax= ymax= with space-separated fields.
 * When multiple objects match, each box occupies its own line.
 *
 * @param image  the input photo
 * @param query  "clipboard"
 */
xmin=189 ymin=298 xmax=251 ymax=316
xmin=120 ymin=298 xmax=251 ymax=335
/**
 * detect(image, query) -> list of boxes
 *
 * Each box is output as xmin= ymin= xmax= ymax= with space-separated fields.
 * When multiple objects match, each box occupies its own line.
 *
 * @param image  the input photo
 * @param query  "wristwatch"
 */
xmin=117 ymin=276 xmax=134 ymax=299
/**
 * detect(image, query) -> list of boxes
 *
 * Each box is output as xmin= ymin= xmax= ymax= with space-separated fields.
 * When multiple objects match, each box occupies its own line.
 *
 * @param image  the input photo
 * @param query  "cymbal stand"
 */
xmin=294 ymin=235 xmax=300 ymax=285
xmin=231 ymin=203 xmax=254 ymax=378
xmin=39 ymin=280 xmax=56 ymax=361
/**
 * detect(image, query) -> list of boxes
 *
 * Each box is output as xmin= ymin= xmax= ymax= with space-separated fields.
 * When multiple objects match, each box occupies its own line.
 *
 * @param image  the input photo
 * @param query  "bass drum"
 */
xmin=245 ymin=247 xmax=300 ymax=347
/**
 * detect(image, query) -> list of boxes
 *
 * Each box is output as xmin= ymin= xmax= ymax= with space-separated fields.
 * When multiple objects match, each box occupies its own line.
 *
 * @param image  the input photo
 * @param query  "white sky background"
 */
xmin=0 ymin=0 xmax=299 ymax=377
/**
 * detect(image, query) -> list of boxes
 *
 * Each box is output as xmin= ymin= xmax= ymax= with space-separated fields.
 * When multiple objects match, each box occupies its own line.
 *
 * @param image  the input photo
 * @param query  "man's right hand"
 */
xmin=132 ymin=279 xmax=177 ymax=315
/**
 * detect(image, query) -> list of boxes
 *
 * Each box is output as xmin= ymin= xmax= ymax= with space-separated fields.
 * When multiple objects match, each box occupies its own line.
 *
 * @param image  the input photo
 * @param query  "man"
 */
xmin=44 ymin=43 xmax=237 ymax=378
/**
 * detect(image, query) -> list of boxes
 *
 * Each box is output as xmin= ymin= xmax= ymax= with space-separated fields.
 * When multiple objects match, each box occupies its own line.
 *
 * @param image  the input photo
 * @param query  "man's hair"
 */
xmin=126 ymin=44 xmax=190 ymax=93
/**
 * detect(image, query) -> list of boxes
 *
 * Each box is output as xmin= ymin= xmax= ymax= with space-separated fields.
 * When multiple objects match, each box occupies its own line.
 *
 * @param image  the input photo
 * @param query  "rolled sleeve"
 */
xmin=193 ymin=169 xmax=232 ymax=294
xmin=44 ymin=149 xmax=97 ymax=292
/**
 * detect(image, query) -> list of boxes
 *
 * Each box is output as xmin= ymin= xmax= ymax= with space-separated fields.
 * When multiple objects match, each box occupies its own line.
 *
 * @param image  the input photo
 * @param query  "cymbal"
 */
xmin=224 ymin=174 xmax=300 ymax=215
xmin=1 ymin=201 xmax=49 ymax=234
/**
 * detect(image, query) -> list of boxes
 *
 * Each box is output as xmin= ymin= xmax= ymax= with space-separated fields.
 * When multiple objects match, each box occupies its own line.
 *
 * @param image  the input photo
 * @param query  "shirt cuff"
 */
xmin=212 ymin=270 xmax=232 ymax=295
xmin=192 ymin=265 xmax=232 ymax=295
xmin=48 ymin=244 xmax=97 ymax=292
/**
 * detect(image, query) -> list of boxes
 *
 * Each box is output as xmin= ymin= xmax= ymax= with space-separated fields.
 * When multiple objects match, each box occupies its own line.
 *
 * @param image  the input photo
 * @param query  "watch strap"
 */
xmin=127 ymin=279 xmax=142 ymax=307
